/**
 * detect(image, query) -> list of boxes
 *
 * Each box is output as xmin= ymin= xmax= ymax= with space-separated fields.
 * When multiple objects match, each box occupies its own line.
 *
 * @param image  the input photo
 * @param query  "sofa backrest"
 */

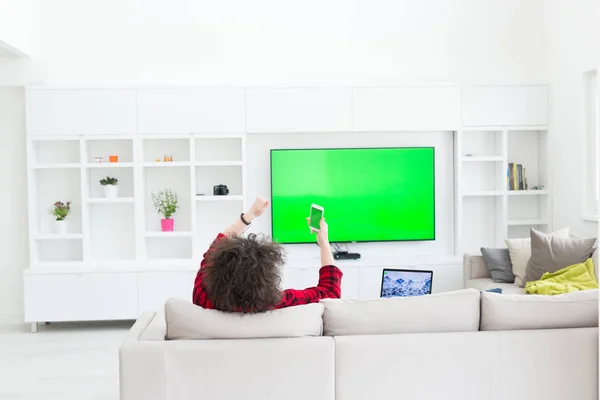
xmin=321 ymin=289 xmax=481 ymax=336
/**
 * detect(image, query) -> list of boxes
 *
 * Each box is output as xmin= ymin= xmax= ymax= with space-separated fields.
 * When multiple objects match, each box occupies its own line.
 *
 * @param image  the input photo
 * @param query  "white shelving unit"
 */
xmin=455 ymin=127 xmax=551 ymax=253
xmin=27 ymin=134 xmax=246 ymax=269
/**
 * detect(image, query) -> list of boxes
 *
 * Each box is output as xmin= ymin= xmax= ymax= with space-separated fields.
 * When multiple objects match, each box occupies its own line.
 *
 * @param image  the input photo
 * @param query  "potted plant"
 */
xmin=49 ymin=201 xmax=71 ymax=234
xmin=151 ymin=189 xmax=179 ymax=232
xmin=100 ymin=176 xmax=119 ymax=198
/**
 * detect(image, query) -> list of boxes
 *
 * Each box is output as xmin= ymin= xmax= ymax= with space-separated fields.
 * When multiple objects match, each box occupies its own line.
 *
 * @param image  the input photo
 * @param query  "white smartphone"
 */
xmin=309 ymin=204 xmax=324 ymax=232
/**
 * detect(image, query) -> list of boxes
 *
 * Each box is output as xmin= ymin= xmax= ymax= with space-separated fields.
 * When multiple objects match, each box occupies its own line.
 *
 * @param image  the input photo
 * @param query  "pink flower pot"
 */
xmin=161 ymin=218 xmax=174 ymax=232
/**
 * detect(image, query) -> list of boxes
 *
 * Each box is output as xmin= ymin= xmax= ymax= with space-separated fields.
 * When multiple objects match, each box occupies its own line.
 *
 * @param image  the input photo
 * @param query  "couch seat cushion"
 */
xmin=321 ymin=289 xmax=480 ymax=336
xmin=466 ymin=278 xmax=526 ymax=294
xmin=480 ymin=289 xmax=599 ymax=331
xmin=165 ymin=298 xmax=324 ymax=340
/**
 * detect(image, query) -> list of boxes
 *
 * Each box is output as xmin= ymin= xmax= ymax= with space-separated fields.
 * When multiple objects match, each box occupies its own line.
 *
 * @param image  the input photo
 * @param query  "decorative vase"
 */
xmin=54 ymin=220 xmax=68 ymax=235
xmin=109 ymin=155 xmax=118 ymax=163
xmin=103 ymin=185 xmax=119 ymax=199
xmin=161 ymin=218 xmax=174 ymax=232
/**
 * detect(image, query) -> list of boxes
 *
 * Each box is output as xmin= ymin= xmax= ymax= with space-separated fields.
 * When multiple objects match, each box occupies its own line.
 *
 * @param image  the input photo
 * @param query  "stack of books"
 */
xmin=508 ymin=163 xmax=528 ymax=190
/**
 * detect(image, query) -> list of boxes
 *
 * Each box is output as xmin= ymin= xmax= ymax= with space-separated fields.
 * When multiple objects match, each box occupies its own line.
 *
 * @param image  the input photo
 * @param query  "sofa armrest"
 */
xmin=120 ymin=311 xmax=166 ymax=400
xmin=463 ymin=253 xmax=491 ymax=282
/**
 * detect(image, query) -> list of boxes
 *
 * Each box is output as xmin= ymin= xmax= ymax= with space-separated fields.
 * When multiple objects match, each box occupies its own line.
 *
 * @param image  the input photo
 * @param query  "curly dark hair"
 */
xmin=203 ymin=233 xmax=285 ymax=313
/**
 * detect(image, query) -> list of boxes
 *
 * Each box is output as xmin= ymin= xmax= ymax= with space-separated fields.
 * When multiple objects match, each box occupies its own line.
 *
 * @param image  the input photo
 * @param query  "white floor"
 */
xmin=0 ymin=321 xmax=133 ymax=400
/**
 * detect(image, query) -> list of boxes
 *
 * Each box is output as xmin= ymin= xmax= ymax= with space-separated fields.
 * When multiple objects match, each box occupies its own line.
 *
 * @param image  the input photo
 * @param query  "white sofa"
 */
xmin=120 ymin=289 xmax=599 ymax=400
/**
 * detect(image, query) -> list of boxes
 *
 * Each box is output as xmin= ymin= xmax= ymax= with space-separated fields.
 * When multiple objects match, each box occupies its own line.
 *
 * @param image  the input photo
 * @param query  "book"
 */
xmin=517 ymin=164 xmax=524 ymax=190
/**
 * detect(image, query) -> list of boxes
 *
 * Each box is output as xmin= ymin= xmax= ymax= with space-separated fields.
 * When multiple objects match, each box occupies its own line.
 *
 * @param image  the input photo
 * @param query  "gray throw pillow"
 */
xmin=480 ymin=248 xmax=515 ymax=283
xmin=522 ymin=229 xmax=597 ymax=287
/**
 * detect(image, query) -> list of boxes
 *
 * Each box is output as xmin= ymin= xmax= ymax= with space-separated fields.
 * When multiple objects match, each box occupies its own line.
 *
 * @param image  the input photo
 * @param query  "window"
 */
xmin=584 ymin=69 xmax=599 ymax=220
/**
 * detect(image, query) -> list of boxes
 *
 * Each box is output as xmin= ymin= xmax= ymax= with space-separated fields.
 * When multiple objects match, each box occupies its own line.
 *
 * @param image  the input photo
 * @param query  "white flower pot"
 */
xmin=103 ymin=185 xmax=119 ymax=199
xmin=54 ymin=220 xmax=68 ymax=235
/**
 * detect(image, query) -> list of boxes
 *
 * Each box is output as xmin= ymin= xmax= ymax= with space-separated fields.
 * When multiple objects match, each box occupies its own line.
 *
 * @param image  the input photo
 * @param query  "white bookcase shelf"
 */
xmin=456 ymin=127 xmax=551 ymax=253
xmin=27 ymin=133 xmax=246 ymax=269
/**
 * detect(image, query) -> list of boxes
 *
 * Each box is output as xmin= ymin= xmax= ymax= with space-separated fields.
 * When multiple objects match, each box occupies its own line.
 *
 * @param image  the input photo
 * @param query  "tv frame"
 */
xmin=380 ymin=268 xmax=434 ymax=298
xmin=269 ymin=146 xmax=436 ymax=244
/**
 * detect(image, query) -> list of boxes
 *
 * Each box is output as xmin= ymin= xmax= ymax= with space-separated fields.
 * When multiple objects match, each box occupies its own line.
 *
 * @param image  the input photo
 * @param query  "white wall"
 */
xmin=0 ymin=87 xmax=28 ymax=325
xmin=546 ymin=0 xmax=599 ymax=238
xmin=0 ymin=0 xmax=31 ymax=55
xmin=0 ymin=0 xmax=549 ymax=86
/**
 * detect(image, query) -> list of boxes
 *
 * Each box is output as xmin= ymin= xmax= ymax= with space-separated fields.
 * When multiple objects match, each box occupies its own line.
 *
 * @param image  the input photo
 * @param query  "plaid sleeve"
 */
xmin=277 ymin=265 xmax=343 ymax=308
xmin=192 ymin=233 xmax=227 ymax=308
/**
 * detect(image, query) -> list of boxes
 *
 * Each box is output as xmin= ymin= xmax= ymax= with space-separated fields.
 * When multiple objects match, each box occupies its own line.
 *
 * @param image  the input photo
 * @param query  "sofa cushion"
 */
xmin=480 ymin=289 xmax=599 ymax=331
xmin=465 ymin=278 xmax=526 ymax=295
xmin=321 ymin=289 xmax=480 ymax=336
xmin=480 ymin=247 xmax=514 ymax=283
xmin=505 ymin=227 xmax=570 ymax=286
xmin=165 ymin=298 xmax=324 ymax=340
xmin=523 ymin=230 xmax=597 ymax=287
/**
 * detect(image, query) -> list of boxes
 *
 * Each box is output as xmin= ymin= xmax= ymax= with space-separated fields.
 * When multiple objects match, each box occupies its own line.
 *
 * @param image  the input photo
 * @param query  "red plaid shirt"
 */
xmin=193 ymin=233 xmax=343 ymax=310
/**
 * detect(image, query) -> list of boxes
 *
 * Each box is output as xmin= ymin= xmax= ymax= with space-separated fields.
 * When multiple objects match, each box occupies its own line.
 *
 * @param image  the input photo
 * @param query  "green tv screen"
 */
xmin=270 ymin=147 xmax=435 ymax=244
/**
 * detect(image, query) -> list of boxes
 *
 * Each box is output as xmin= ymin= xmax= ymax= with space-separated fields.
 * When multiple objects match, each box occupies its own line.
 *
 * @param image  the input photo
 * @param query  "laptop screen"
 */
xmin=380 ymin=269 xmax=433 ymax=298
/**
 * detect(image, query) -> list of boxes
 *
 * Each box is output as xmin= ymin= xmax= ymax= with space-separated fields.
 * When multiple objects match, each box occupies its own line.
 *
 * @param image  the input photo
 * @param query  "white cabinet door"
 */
xmin=23 ymin=273 xmax=139 ymax=322
xmin=137 ymin=89 xmax=245 ymax=134
xmin=246 ymin=88 xmax=353 ymax=133
xmin=461 ymin=86 xmax=548 ymax=126
xmin=26 ymin=89 xmax=137 ymax=135
xmin=138 ymin=271 xmax=197 ymax=312
xmin=353 ymin=86 xmax=460 ymax=131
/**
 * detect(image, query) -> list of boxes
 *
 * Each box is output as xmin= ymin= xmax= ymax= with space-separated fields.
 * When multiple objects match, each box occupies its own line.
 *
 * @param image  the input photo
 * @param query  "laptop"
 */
xmin=380 ymin=268 xmax=433 ymax=298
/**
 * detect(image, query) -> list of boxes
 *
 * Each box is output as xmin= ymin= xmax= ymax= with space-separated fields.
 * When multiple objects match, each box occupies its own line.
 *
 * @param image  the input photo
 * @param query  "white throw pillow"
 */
xmin=321 ymin=289 xmax=481 ymax=336
xmin=165 ymin=298 xmax=324 ymax=340
xmin=506 ymin=227 xmax=570 ymax=286
xmin=480 ymin=289 xmax=599 ymax=331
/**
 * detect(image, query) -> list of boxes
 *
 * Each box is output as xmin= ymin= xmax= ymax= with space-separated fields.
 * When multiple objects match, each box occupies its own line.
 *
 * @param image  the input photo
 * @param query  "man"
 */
xmin=193 ymin=197 xmax=342 ymax=312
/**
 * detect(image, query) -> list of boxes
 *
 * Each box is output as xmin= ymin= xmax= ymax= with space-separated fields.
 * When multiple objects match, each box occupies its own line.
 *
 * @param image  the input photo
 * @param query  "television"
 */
xmin=270 ymin=147 xmax=435 ymax=244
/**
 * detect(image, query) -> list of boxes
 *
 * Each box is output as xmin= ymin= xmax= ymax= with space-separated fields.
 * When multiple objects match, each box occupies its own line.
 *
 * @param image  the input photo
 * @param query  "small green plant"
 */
xmin=99 ymin=176 xmax=118 ymax=186
xmin=50 ymin=201 xmax=71 ymax=221
xmin=151 ymin=189 xmax=179 ymax=219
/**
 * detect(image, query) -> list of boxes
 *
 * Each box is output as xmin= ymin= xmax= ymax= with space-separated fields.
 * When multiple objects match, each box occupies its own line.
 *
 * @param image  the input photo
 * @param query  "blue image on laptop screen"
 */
xmin=381 ymin=269 xmax=433 ymax=298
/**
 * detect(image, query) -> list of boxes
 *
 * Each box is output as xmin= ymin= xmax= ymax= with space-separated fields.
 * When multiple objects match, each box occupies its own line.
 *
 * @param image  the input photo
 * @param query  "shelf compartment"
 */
xmin=146 ymin=237 xmax=193 ymax=260
xmin=462 ymin=191 xmax=504 ymax=197
xmin=37 ymin=239 xmax=83 ymax=263
xmin=507 ymin=219 xmax=549 ymax=226
xmin=86 ymin=139 xmax=134 ymax=164
xmin=89 ymin=203 xmax=136 ymax=261
xmin=461 ymin=162 xmax=505 ymax=193
xmin=143 ymin=138 xmax=190 ymax=162
xmin=34 ymin=163 xmax=81 ymax=169
xmin=196 ymin=201 xmax=244 ymax=247
xmin=461 ymin=130 xmax=503 ymax=158
xmin=461 ymin=196 xmax=505 ymax=253
xmin=86 ymin=162 xmax=135 ymax=168
xmin=507 ymin=195 xmax=549 ymax=225
xmin=32 ymin=139 xmax=80 ymax=165
xmin=195 ymin=137 xmax=242 ymax=163
xmin=35 ymin=233 xmax=84 ymax=240
xmin=461 ymin=156 xmax=504 ymax=162
xmin=507 ymin=130 xmax=548 ymax=190
xmin=86 ymin=197 xmax=135 ymax=204
xmin=507 ymin=190 xmax=548 ymax=196
xmin=35 ymin=169 xmax=82 ymax=235
xmin=143 ymin=162 xmax=191 ymax=167
xmin=144 ymin=167 xmax=192 ymax=232
xmin=195 ymin=166 xmax=242 ymax=197
xmin=508 ymin=225 xmax=550 ymax=239
xmin=195 ymin=195 xmax=244 ymax=202
xmin=87 ymin=167 xmax=134 ymax=199
xmin=144 ymin=231 xmax=194 ymax=238
xmin=194 ymin=161 xmax=242 ymax=167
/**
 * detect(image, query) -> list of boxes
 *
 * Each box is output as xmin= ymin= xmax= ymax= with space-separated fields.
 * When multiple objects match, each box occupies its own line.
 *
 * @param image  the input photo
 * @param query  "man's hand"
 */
xmin=245 ymin=197 xmax=269 ymax=222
